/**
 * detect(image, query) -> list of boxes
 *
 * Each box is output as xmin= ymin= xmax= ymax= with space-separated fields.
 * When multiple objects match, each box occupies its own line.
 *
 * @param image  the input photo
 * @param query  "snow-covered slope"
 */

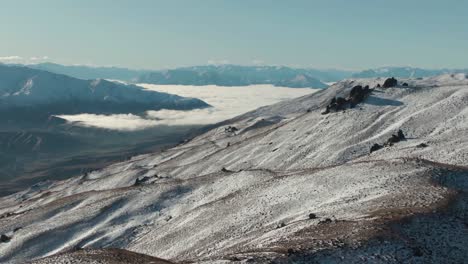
xmin=0 ymin=74 xmax=467 ymax=263
xmin=0 ymin=64 xmax=209 ymax=115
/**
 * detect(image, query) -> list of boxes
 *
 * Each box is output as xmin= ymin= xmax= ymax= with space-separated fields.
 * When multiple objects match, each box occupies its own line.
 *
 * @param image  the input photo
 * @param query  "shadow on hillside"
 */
xmin=364 ymin=96 xmax=403 ymax=106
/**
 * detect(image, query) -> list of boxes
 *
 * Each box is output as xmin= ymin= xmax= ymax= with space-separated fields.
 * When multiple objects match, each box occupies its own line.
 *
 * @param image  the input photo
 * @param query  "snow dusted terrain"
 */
xmin=0 ymin=74 xmax=467 ymax=263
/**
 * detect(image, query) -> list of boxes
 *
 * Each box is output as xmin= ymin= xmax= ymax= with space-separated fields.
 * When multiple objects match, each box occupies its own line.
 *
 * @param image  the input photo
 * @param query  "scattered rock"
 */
xmin=319 ymin=218 xmax=333 ymax=225
xmin=308 ymin=213 xmax=317 ymax=219
xmin=385 ymin=134 xmax=400 ymax=146
xmin=225 ymin=126 xmax=238 ymax=133
xmin=416 ymin=143 xmax=429 ymax=148
xmin=228 ymin=256 xmax=241 ymax=261
xmin=276 ymin=222 xmax=286 ymax=229
xmin=221 ymin=167 xmax=233 ymax=172
xmin=370 ymin=143 xmax=383 ymax=153
xmin=385 ymin=130 xmax=406 ymax=146
xmin=1 ymin=234 xmax=11 ymax=243
xmin=382 ymin=77 xmax=398 ymax=88
xmin=376 ymin=83 xmax=381 ymax=88
xmin=397 ymin=129 xmax=406 ymax=140
xmin=402 ymin=82 xmax=409 ymax=87
xmin=134 ymin=176 xmax=152 ymax=186
xmin=226 ymin=142 xmax=231 ymax=147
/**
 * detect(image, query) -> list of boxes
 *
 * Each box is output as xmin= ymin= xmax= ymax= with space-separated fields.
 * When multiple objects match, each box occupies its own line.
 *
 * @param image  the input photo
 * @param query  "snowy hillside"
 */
xmin=0 ymin=65 xmax=209 ymax=116
xmin=0 ymin=74 xmax=467 ymax=263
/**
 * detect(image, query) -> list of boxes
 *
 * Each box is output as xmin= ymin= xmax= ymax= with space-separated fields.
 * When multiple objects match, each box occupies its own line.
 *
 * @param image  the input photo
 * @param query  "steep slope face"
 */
xmin=0 ymin=65 xmax=209 ymax=122
xmin=0 ymin=75 xmax=467 ymax=263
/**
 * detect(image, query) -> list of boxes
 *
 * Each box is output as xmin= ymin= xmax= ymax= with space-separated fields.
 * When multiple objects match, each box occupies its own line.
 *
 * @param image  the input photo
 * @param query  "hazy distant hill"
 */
xmin=27 ymin=62 xmax=148 ymax=82
xmin=21 ymin=63 xmax=353 ymax=87
xmin=352 ymin=66 xmax=468 ymax=78
xmin=137 ymin=65 xmax=333 ymax=88
xmin=0 ymin=64 xmax=209 ymax=124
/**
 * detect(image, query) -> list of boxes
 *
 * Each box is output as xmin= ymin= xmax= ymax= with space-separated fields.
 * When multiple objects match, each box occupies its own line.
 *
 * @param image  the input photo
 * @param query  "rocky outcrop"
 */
xmin=322 ymin=85 xmax=372 ymax=114
xmin=370 ymin=129 xmax=406 ymax=153
xmin=382 ymin=77 xmax=398 ymax=88
xmin=0 ymin=234 xmax=11 ymax=243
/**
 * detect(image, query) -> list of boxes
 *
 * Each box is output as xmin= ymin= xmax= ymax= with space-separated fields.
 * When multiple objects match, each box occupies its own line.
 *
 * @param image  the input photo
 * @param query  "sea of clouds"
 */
xmin=57 ymin=84 xmax=317 ymax=131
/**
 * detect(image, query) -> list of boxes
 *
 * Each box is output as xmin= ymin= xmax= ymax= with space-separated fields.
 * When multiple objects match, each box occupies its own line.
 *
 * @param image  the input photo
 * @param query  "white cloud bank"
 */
xmin=0 ymin=55 xmax=49 ymax=64
xmin=58 ymin=84 xmax=317 ymax=131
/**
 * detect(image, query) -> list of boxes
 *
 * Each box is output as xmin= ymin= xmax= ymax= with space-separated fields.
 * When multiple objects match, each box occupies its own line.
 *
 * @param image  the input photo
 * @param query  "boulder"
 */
xmin=348 ymin=85 xmax=371 ymax=107
xmin=134 ymin=176 xmax=152 ymax=186
xmin=370 ymin=143 xmax=383 ymax=153
xmin=382 ymin=77 xmax=398 ymax=88
xmin=402 ymin=82 xmax=409 ymax=87
xmin=397 ymin=129 xmax=406 ymax=140
xmin=0 ymin=234 xmax=11 ymax=243
xmin=318 ymin=218 xmax=333 ymax=224
xmin=308 ymin=213 xmax=317 ymax=219
xmin=385 ymin=134 xmax=400 ymax=146
xmin=276 ymin=222 xmax=286 ymax=229
xmin=225 ymin=126 xmax=238 ymax=133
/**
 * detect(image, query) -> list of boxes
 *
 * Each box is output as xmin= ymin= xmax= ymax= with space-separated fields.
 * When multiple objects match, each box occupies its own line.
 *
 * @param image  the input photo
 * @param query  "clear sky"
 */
xmin=1 ymin=0 xmax=467 ymax=70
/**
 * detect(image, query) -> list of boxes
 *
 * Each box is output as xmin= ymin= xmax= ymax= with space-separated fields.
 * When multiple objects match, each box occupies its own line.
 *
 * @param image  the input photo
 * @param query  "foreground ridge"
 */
xmin=1 ymin=74 xmax=467 ymax=263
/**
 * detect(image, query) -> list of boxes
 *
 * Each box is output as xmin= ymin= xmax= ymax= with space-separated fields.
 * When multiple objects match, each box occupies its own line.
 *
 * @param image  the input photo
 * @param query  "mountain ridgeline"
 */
xmin=0 ymin=64 xmax=209 ymax=125
xmin=136 ymin=65 xmax=332 ymax=88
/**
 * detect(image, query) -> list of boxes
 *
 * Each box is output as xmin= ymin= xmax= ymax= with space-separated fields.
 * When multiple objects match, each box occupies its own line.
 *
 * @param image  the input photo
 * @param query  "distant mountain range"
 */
xmin=6 ymin=63 xmax=468 ymax=89
xmin=351 ymin=66 xmax=468 ymax=78
xmin=17 ymin=63 xmax=352 ymax=88
xmin=0 ymin=64 xmax=209 ymax=124
xmin=136 ymin=65 xmax=338 ymax=88
xmin=26 ymin=62 xmax=148 ymax=82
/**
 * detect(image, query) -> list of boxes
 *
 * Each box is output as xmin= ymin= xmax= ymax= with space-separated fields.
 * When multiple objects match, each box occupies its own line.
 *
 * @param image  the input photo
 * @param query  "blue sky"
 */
xmin=1 ymin=0 xmax=467 ymax=70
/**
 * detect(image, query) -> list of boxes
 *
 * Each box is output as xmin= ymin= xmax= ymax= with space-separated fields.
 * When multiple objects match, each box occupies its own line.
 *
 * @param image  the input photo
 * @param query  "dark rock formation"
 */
xmin=276 ymin=222 xmax=286 ymax=228
xmin=385 ymin=135 xmax=401 ymax=146
xmin=382 ymin=77 xmax=398 ymax=88
xmin=416 ymin=143 xmax=429 ymax=148
xmin=372 ymin=130 xmax=406 ymax=152
xmin=402 ymin=82 xmax=409 ymax=87
xmin=1 ymin=234 xmax=11 ymax=243
xmin=323 ymin=85 xmax=372 ymax=114
xmin=370 ymin=143 xmax=383 ymax=153
xmin=134 ymin=176 xmax=152 ymax=186
xmin=376 ymin=83 xmax=381 ymax=88
xmin=225 ymin=126 xmax=238 ymax=133
xmin=348 ymin=85 xmax=371 ymax=107
xmin=397 ymin=129 xmax=406 ymax=140
xmin=318 ymin=218 xmax=333 ymax=224
xmin=308 ymin=213 xmax=317 ymax=219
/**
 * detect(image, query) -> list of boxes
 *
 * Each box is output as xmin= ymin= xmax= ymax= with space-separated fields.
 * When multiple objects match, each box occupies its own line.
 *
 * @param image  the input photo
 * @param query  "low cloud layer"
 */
xmin=0 ymin=55 xmax=49 ymax=64
xmin=58 ymin=84 xmax=316 ymax=130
